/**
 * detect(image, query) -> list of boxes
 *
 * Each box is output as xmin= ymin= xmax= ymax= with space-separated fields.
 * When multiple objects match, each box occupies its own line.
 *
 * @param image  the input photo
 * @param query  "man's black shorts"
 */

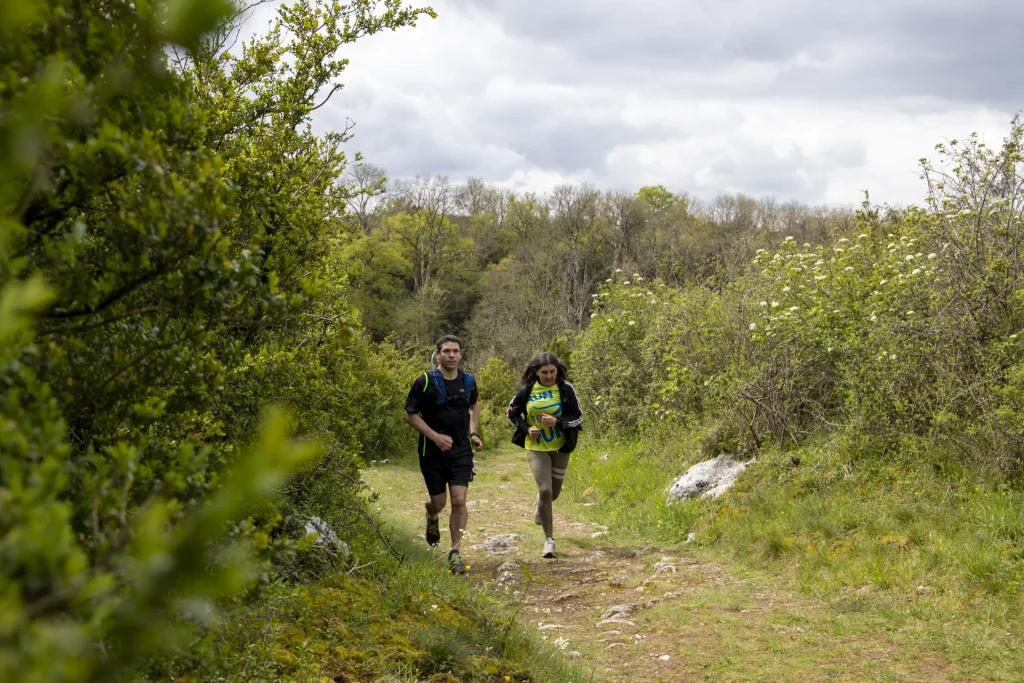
xmin=420 ymin=450 xmax=475 ymax=496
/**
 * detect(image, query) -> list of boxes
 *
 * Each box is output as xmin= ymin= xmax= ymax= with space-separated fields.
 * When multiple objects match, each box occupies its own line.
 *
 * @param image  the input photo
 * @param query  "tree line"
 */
xmin=339 ymin=165 xmax=857 ymax=369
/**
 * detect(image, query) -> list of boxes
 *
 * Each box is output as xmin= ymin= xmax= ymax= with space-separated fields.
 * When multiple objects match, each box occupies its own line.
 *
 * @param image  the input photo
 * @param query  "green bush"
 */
xmin=573 ymin=272 xmax=747 ymax=439
xmin=0 ymin=0 xmax=433 ymax=679
xmin=573 ymin=115 xmax=1024 ymax=476
xmin=474 ymin=355 xmax=517 ymax=450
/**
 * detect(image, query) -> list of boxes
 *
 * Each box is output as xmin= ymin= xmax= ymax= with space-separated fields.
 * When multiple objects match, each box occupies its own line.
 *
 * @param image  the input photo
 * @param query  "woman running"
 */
xmin=506 ymin=352 xmax=583 ymax=558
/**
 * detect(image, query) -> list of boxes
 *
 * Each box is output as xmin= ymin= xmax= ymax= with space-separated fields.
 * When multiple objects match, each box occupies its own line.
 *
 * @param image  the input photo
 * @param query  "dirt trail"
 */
xmin=364 ymin=449 xmax=978 ymax=683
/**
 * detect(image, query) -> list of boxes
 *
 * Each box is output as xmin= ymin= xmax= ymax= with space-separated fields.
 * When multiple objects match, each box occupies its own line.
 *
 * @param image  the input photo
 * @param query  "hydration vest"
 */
xmin=423 ymin=368 xmax=475 ymax=404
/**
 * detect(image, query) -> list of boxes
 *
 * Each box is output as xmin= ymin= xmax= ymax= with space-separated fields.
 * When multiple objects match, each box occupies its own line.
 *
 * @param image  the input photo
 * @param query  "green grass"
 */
xmin=560 ymin=431 xmax=1024 ymax=681
xmin=206 ymin=482 xmax=591 ymax=683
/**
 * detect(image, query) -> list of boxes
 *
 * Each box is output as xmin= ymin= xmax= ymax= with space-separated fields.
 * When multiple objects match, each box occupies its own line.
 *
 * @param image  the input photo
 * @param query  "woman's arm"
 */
xmin=556 ymin=381 xmax=583 ymax=430
xmin=506 ymin=386 xmax=530 ymax=431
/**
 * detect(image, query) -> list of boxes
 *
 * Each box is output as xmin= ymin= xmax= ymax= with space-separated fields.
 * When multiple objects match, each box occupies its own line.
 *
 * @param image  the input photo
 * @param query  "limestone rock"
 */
xmin=601 ymin=604 xmax=633 ymax=620
xmin=469 ymin=534 xmax=522 ymax=556
xmin=666 ymin=454 xmax=755 ymax=502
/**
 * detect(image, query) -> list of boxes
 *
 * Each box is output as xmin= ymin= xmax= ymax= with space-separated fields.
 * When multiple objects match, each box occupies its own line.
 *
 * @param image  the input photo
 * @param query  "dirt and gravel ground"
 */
xmin=364 ymin=449 xmax=981 ymax=682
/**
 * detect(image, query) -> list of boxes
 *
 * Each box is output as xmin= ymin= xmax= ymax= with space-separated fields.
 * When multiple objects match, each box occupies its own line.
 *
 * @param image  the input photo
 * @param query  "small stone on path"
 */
xmin=469 ymin=534 xmax=522 ymax=556
xmin=601 ymin=605 xmax=633 ymax=619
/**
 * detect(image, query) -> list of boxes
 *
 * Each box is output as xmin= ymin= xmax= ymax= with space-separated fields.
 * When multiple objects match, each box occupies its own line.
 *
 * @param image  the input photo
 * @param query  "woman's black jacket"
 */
xmin=505 ymin=378 xmax=584 ymax=453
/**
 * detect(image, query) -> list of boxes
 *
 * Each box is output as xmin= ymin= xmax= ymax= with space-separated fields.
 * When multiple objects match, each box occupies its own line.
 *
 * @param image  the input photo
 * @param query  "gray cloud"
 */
xmin=699 ymin=139 xmax=867 ymax=198
xmin=295 ymin=0 xmax=1023 ymax=205
xmin=462 ymin=0 xmax=1024 ymax=107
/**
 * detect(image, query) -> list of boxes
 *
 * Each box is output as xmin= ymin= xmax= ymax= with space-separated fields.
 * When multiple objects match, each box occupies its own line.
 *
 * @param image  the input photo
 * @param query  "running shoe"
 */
xmin=425 ymin=514 xmax=440 ymax=546
xmin=448 ymin=550 xmax=467 ymax=574
xmin=542 ymin=537 xmax=556 ymax=559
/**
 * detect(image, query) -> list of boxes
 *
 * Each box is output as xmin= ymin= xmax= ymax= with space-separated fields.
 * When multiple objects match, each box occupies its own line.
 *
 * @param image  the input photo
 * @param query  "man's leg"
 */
xmin=426 ymin=491 xmax=448 ymax=519
xmin=425 ymin=491 xmax=446 ymax=518
xmin=445 ymin=453 xmax=474 ymax=573
xmin=448 ymin=484 xmax=468 ymax=551
xmin=421 ymin=456 xmax=447 ymax=546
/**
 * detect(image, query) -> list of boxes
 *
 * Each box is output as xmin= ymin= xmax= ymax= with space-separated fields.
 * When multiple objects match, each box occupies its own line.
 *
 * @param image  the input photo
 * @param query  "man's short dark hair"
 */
xmin=436 ymin=334 xmax=462 ymax=352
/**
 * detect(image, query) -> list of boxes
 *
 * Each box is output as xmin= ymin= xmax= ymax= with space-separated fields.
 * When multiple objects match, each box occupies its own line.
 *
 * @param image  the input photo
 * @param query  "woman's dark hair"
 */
xmin=520 ymin=351 xmax=569 ymax=387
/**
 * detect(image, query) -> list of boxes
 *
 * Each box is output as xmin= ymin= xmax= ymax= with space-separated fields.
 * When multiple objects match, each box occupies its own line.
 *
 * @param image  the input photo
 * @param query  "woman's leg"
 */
xmin=526 ymin=450 xmax=554 ymax=539
xmin=550 ymin=452 xmax=571 ymax=502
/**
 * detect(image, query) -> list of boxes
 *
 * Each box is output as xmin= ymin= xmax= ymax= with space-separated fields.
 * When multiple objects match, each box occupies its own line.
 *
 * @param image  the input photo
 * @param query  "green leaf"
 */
xmin=0 ymin=275 xmax=55 ymax=345
xmin=0 ymin=0 xmax=40 ymax=36
xmin=156 ymin=0 xmax=235 ymax=51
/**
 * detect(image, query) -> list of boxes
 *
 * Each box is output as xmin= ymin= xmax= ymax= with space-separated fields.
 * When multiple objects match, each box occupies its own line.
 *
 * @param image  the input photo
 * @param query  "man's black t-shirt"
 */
xmin=405 ymin=369 xmax=478 ymax=458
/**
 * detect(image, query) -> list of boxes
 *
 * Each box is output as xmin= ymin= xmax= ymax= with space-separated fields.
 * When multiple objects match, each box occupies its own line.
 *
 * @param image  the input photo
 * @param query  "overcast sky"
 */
xmin=248 ymin=0 xmax=1022 ymax=206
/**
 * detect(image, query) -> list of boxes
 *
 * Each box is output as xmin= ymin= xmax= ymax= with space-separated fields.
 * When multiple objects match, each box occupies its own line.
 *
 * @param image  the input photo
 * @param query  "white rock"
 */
xmin=667 ymin=454 xmax=755 ymax=502
xmin=304 ymin=516 xmax=350 ymax=556
xmin=659 ymin=654 xmax=671 ymax=661
xmin=469 ymin=534 xmax=523 ymax=556
xmin=596 ymin=618 xmax=636 ymax=627
xmin=654 ymin=562 xmax=677 ymax=574
xmin=496 ymin=571 xmax=518 ymax=586
xmin=601 ymin=605 xmax=633 ymax=619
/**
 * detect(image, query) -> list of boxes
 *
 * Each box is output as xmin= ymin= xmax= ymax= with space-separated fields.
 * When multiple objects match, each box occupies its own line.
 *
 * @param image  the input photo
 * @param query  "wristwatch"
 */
xmin=470 ymin=431 xmax=480 ymax=438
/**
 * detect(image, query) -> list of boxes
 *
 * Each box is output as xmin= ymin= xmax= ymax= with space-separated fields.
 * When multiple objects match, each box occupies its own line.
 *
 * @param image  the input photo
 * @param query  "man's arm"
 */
xmin=469 ymin=401 xmax=482 ymax=451
xmin=404 ymin=411 xmax=453 ymax=451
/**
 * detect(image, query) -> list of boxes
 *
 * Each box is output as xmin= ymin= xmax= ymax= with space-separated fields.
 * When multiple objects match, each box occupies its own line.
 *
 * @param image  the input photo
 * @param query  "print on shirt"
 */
xmin=526 ymin=382 xmax=566 ymax=451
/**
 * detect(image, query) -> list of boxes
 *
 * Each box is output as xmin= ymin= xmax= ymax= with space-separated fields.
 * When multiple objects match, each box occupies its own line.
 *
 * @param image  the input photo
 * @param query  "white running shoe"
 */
xmin=542 ymin=537 xmax=556 ymax=558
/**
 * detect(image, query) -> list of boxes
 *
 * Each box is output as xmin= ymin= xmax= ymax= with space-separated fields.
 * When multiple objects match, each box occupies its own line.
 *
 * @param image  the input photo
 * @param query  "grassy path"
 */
xmin=364 ymin=447 xmax=985 ymax=682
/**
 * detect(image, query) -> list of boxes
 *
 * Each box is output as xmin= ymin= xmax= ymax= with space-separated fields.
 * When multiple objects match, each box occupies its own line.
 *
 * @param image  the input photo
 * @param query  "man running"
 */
xmin=403 ymin=335 xmax=483 ymax=574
